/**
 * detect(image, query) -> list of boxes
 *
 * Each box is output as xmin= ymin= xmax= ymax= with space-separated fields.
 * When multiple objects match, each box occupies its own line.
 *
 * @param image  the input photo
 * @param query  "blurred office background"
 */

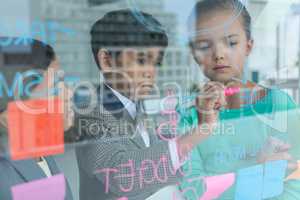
xmin=1 ymin=0 xmax=300 ymax=100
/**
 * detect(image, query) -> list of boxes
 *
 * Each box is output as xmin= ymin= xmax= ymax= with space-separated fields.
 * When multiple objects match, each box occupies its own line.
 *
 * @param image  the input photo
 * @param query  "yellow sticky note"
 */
xmin=285 ymin=161 xmax=300 ymax=181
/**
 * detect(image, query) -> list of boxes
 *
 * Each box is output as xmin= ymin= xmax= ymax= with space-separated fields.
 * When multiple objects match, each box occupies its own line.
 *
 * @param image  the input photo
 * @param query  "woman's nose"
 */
xmin=213 ymin=44 xmax=225 ymax=62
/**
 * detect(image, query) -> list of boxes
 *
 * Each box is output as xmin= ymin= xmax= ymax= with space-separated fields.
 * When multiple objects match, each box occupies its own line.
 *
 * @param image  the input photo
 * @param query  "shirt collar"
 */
xmin=106 ymin=85 xmax=136 ymax=119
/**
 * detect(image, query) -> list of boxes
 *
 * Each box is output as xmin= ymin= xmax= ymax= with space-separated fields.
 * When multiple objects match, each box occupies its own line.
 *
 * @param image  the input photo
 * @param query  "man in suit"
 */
xmin=0 ymin=38 xmax=74 ymax=200
xmin=75 ymin=9 xmax=225 ymax=200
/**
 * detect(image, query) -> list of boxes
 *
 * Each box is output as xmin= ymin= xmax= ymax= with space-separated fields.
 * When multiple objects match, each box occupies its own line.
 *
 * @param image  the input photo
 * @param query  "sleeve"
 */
xmin=269 ymin=180 xmax=300 ymax=200
xmin=266 ymin=89 xmax=297 ymax=137
xmin=176 ymin=106 xmax=216 ymax=200
xmin=0 ymin=159 xmax=18 ymax=200
xmin=266 ymin=90 xmax=300 ymax=199
xmin=178 ymin=146 xmax=218 ymax=200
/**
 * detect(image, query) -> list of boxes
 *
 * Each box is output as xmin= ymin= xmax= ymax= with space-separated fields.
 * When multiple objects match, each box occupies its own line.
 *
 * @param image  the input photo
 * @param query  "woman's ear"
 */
xmin=97 ymin=48 xmax=112 ymax=71
xmin=246 ymin=39 xmax=254 ymax=56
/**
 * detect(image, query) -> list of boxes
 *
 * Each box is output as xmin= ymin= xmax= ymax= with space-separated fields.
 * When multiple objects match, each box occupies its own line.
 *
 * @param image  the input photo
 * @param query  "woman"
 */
xmin=0 ymin=37 xmax=74 ymax=200
xmin=178 ymin=0 xmax=300 ymax=199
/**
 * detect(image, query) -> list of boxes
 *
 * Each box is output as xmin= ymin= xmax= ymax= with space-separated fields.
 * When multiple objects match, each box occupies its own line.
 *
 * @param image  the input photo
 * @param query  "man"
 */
xmin=75 ymin=9 xmax=225 ymax=200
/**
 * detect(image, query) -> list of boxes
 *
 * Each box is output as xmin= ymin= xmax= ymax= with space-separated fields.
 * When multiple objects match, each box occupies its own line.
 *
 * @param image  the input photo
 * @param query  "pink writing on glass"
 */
xmin=94 ymin=154 xmax=188 ymax=194
xmin=157 ymin=89 xmax=179 ymax=141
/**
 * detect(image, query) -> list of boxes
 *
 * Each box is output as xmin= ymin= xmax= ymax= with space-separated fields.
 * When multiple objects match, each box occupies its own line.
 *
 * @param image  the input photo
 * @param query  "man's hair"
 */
xmin=90 ymin=9 xmax=168 ymax=70
xmin=188 ymin=0 xmax=252 ymax=41
xmin=0 ymin=37 xmax=56 ymax=112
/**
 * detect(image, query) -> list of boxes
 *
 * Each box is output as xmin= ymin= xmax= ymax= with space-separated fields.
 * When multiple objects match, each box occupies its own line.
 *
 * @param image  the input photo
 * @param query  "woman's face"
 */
xmin=190 ymin=10 xmax=253 ymax=84
xmin=29 ymin=58 xmax=60 ymax=96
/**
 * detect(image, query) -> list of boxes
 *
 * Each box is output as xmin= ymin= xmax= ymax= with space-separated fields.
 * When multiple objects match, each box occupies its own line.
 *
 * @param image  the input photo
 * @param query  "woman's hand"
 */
xmin=257 ymin=137 xmax=298 ymax=173
xmin=176 ymin=81 xmax=226 ymax=161
xmin=225 ymin=79 xmax=243 ymax=109
xmin=195 ymin=81 xmax=226 ymax=132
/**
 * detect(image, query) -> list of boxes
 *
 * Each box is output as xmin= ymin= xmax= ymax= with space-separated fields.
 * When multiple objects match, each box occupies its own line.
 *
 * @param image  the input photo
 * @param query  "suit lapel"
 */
xmin=99 ymin=84 xmax=125 ymax=119
xmin=9 ymin=157 xmax=62 ymax=182
xmin=99 ymin=84 xmax=146 ymax=148
xmin=44 ymin=157 xmax=60 ymax=175
xmin=99 ymin=84 xmax=134 ymax=123
xmin=9 ymin=157 xmax=73 ymax=200
xmin=45 ymin=157 xmax=73 ymax=200
xmin=129 ymin=137 xmax=145 ymax=148
xmin=10 ymin=159 xmax=46 ymax=182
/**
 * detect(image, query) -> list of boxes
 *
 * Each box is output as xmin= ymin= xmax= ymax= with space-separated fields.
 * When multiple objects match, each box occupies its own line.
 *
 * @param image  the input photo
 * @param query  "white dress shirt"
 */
xmin=37 ymin=157 xmax=52 ymax=177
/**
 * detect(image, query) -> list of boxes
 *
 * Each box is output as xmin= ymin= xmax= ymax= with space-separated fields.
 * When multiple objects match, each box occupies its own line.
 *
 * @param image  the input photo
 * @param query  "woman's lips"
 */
xmin=213 ymin=65 xmax=230 ymax=72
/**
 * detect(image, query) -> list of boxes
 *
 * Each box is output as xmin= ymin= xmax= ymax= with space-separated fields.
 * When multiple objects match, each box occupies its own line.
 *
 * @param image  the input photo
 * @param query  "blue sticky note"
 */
xmin=262 ymin=160 xmax=287 ymax=199
xmin=235 ymin=165 xmax=264 ymax=200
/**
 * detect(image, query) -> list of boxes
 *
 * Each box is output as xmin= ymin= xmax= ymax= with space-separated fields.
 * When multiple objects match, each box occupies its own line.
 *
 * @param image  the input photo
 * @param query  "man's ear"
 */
xmin=97 ymin=48 xmax=112 ymax=70
xmin=246 ymin=39 xmax=254 ymax=56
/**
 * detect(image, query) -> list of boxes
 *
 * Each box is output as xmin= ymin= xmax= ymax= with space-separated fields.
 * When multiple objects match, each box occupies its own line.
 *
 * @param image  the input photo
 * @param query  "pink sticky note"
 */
xmin=117 ymin=197 xmax=128 ymax=200
xmin=200 ymin=173 xmax=235 ymax=200
xmin=11 ymin=174 xmax=65 ymax=200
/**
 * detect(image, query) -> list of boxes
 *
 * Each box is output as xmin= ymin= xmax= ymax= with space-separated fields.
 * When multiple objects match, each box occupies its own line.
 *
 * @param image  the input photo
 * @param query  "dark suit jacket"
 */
xmin=74 ymin=84 xmax=182 ymax=200
xmin=0 ymin=156 xmax=73 ymax=200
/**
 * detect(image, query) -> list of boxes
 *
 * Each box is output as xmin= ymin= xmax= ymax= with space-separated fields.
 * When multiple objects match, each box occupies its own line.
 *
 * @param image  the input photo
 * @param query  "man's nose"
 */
xmin=142 ymin=65 xmax=155 ymax=79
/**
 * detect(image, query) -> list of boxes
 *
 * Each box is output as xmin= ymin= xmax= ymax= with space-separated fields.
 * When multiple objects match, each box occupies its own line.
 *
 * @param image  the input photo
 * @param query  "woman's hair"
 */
xmin=188 ymin=0 xmax=252 ymax=40
xmin=0 ymin=38 xmax=56 ymax=70
xmin=0 ymin=37 xmax=56 ymax=112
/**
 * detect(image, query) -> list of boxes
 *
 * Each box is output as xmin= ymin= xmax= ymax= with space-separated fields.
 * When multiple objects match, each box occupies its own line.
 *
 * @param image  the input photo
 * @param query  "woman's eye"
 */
xmin=228 ymin=41 xmax=238 ymax=47
xmin=195 ymin=43 xmax=210 ymax=51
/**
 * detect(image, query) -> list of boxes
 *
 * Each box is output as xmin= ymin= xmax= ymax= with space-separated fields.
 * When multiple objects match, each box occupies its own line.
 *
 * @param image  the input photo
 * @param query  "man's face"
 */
xmin=103 ymin=47 xmax=163 ymax=100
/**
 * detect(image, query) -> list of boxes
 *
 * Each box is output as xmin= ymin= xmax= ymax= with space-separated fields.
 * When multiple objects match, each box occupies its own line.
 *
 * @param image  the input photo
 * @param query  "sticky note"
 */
xmin=235 ymin=165 xmax=264 ymax=200
xmin=11 ymin=174 xmax=65 ymax=200
xmin=7 ymin=98 xmax=64 ymax=160
xmin=117 ymin=197 xmax=128 ymax=200
xmin=200 ymin=173 xmax=235 ymax=200
xmin=286 ymin=161 xmax=300 ymax=181
xmin=262 ymin=160 xmax=287 ymax=199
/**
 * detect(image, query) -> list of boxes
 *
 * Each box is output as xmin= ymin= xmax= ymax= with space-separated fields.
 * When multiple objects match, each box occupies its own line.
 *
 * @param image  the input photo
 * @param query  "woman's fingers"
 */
xmin=196 ymin=82 xmax=226 ymax=116
xmin=267 ymin=152 xmax=292 ymax=161
xmin=258 ymin=151 xmax=297 ymax=171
